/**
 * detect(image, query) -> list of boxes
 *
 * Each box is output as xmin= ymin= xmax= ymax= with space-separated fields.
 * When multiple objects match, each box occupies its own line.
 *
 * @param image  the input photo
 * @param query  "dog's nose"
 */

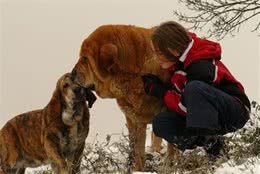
xmin=71 ymin=69 xmax=77 ymax=81
xmin=74 ymin=87 xmax=81 ymax=94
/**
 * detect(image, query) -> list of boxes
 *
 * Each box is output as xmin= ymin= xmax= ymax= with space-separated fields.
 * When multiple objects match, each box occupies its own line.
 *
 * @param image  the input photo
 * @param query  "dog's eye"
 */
xmin=82 ymin=57 xmax=88 ymax=62
xmin=63 ymin=83 xmax=69 ymax=89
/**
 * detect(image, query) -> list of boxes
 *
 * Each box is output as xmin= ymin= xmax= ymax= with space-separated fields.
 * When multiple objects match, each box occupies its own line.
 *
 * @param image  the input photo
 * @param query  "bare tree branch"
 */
xmin=174 ymin=0 xmax=260 ymax=39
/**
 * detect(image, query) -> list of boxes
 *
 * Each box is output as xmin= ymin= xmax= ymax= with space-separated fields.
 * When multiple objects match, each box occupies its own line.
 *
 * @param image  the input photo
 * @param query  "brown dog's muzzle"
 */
xmin=71 ymin=68 xmax=84 ymax=87
xmin=71 ymin=69 xmax=77 ymax=82
xmin=71 ymin=68 xmax=96 ymax=91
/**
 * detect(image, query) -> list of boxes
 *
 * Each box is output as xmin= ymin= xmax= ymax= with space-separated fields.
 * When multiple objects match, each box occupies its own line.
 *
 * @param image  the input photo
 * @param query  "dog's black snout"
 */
xmin=74 ymin=87 xmax=81 ymax=94
xmin=71 ymin=69 xmax=77 ymax=81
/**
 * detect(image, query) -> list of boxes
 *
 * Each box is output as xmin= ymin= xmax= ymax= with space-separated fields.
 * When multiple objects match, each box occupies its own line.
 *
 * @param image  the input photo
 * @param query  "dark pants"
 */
xmin=153 ymin=80 xmax=249 ymax=144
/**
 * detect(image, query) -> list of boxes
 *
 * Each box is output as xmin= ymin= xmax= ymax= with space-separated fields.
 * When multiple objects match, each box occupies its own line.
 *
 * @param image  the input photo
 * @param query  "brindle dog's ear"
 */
xmin=85 ymin=88 xmax=97 ymax=108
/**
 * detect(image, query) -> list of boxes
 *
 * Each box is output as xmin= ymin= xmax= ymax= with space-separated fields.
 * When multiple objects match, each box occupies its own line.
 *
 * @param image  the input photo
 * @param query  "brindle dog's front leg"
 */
xmin=71 ymin=143 xmax=85 ymax=174
xmin=44 ymin=131 xmax=71 ymax=174
xmin=0 ymin=168 xmax=25 ymax=174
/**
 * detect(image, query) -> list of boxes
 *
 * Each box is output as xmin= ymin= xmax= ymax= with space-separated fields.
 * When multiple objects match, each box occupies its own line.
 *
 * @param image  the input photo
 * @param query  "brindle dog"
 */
xmin=0 ymin=73 xmax=96 ymax=174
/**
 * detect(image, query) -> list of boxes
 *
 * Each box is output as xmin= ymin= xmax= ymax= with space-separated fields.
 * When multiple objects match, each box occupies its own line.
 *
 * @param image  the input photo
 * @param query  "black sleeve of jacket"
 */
xmin=185 ymin=59 xmax=215 ymax=83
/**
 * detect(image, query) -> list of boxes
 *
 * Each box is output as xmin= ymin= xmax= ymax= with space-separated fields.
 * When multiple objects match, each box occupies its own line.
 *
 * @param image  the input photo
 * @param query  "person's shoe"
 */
xmin=203 ymin=136 xmax=225 ymax=158
xmin=172 ymin=136 xmax=200 ymax=151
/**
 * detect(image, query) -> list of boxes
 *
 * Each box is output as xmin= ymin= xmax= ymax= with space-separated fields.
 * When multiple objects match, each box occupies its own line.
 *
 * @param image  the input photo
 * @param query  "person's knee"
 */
xmin=152 ymin=114 xmax=163 ymax=138
xmin=152 ymin=112 xmax=172 ymax=138
xmin=152 ymin=111 xmax=183 ymax=138
xmin=183 ymin=80 xmax=206 ymax=96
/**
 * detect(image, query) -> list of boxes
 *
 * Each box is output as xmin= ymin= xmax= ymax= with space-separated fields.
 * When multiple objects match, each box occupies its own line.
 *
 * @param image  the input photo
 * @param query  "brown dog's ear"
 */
xmin=85 ymin=88 xmax=97 ymax=108
xmin=99 ymin=43 xmax=119 ymax=74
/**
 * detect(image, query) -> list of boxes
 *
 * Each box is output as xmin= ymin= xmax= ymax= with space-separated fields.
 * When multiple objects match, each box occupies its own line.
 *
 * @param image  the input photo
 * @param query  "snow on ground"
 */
xmin=25 ymin=107 xmax=260 ymax=174
xmin=25 ymin=143 xmax=260 ymax=173
xmin=215 ymin=157 xmax=260 ymax=174
xmin=132 ymin=158 xmax=260 ymax=174
xmin=28 ymin=164 xmax=260 ymax=174
xmin=26 ymin=166 xmax=50 ymax=174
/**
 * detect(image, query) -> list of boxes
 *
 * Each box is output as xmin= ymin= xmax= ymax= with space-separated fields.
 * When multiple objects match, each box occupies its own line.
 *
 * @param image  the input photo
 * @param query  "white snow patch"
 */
xmin=215 ymin=157 xmax=260 ymax=174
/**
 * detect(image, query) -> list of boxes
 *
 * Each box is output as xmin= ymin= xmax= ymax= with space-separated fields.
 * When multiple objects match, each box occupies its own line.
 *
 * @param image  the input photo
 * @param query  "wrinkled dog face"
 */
xmin=72 ymin=55 xmax=116 ymax=98
xmin=72 ymin=56 xmax=96 ymax=90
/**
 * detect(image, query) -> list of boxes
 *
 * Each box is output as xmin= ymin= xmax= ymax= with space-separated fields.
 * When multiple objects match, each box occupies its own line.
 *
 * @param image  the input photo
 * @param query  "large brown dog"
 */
xmin=0 ymin=73 xmax=96 ymax=174
xmin=72 ymin=25 xmax=172 ymax=171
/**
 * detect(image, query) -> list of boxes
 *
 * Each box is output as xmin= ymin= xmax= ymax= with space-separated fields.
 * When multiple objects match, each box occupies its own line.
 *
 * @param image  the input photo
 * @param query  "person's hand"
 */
xmin=141 ymin=74 xmax=168 ymax=98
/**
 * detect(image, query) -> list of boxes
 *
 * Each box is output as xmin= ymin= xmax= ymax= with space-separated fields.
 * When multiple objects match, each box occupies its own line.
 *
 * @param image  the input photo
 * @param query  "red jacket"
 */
xmin=163 ymin=32 xmax=249 ymax=116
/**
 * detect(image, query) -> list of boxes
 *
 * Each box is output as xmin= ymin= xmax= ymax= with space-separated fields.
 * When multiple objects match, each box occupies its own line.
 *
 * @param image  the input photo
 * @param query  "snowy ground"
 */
xmin=26 ymin=159 xmax=260 ymax=174
xmin=25 ymin=140 xmax=260 ymax=174
xmin=26 ymin=104 xmax=260 ymax=174
xmin=215 ymin=157 xmax=260 ymax=174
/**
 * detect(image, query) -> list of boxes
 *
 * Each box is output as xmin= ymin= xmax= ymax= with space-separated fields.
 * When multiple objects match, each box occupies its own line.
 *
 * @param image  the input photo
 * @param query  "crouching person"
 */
xmin=0 ymin=73 xmax=96 ymax=174
xmin=142 ymin=21 xmax=250 ymax=157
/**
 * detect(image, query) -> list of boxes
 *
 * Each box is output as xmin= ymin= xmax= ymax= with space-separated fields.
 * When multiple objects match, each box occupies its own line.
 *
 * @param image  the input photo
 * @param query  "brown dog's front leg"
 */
xmin=151 ymin=132 xmax=163 ymax=152
xmin=126 ymin=116 xmax=147 ymax=171
xmin=0 ymin=167 xmax=25 ymax=174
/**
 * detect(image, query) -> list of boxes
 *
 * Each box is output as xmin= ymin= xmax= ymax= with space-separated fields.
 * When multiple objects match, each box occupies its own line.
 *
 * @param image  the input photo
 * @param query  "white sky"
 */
xmin=0 ymin=0 xmax=259 ymax=141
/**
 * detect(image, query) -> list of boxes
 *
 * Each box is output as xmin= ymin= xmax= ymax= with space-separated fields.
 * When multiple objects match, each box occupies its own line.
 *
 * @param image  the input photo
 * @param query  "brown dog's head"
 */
xmin=71 ymin=42 xmax=118 ymax=98
xmin=71 ymin=25 xmax=154 ymax=98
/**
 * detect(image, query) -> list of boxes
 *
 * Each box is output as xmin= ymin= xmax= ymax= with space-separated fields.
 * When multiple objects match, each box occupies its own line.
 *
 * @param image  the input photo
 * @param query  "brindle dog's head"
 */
xmin=56 ymin=73 xmax=96 ymax=125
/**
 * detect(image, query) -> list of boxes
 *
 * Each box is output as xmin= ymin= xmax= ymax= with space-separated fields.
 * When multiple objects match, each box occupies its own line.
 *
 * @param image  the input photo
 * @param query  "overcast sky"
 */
xmin=1 ymin=0 xmax=259 ymax=141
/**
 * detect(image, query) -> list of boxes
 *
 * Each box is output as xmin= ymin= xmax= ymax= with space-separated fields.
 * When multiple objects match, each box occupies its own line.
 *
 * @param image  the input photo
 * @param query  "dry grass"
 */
xmin=27 ymin=101 xmax=260 ymax=174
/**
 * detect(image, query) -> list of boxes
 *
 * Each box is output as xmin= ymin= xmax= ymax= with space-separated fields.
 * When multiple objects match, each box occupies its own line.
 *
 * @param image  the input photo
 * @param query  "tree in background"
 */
xmin=174 ymin=0 xmax=260 ymax=39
